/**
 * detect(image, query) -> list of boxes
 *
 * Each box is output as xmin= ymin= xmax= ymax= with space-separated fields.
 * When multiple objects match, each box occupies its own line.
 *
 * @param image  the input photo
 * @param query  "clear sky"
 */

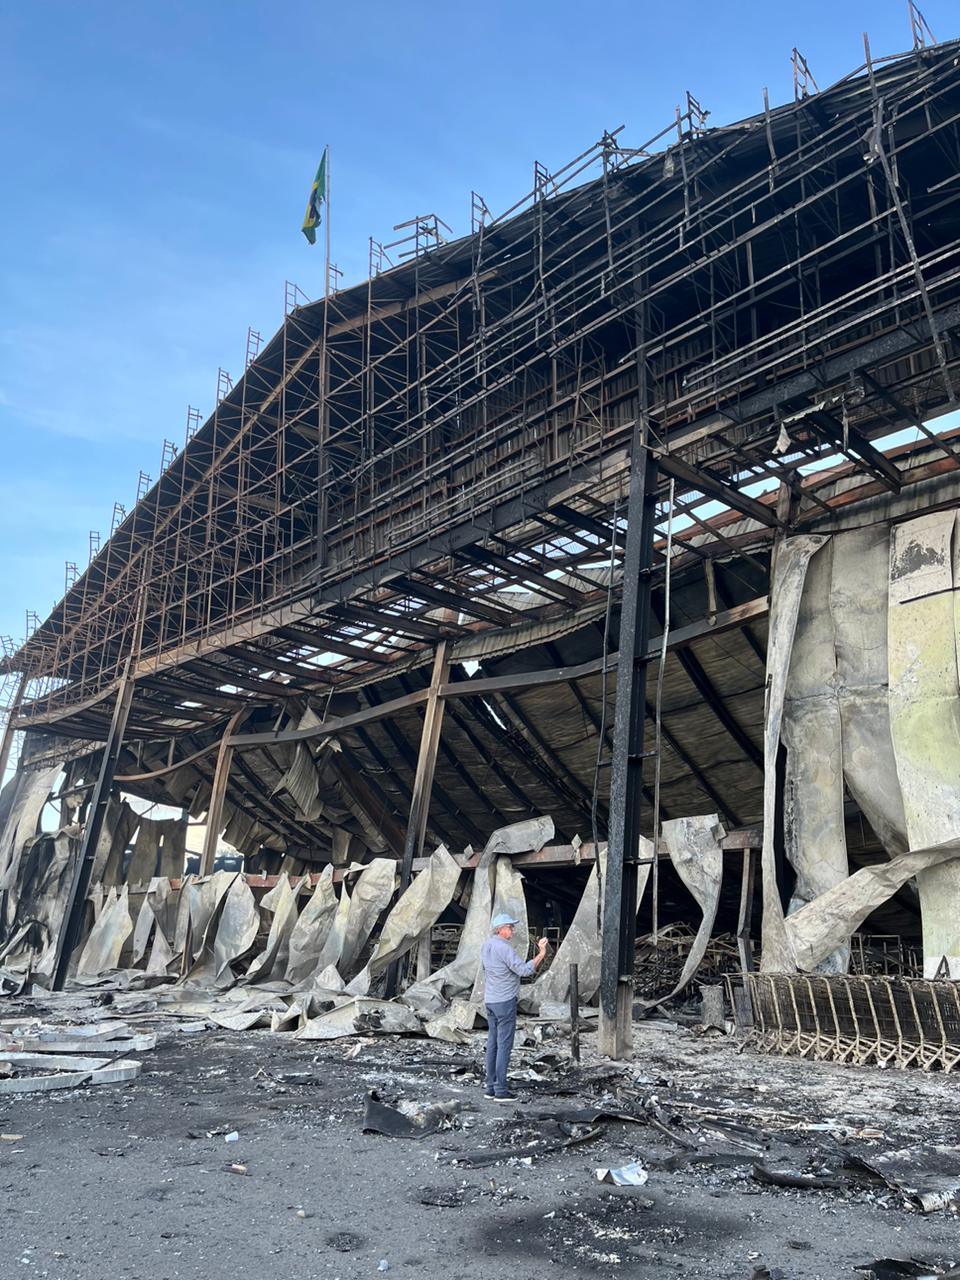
xmin=1 ymin=0 xmax=956 ymax=649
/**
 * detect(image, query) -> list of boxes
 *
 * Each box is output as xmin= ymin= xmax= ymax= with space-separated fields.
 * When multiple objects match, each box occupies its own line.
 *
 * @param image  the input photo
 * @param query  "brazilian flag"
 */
xmin=301 ymin=149 xmax=328 ymax=244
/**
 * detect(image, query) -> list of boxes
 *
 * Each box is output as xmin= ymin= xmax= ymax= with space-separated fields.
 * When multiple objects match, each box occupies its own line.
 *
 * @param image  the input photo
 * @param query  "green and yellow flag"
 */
xmin=301 ymin=148 xmax=328 ymax=244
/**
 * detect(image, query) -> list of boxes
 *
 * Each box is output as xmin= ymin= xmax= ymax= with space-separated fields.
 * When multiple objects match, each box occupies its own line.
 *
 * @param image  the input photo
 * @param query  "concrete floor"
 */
xmin=0 ymin=1012 xmax=958 ymax=1280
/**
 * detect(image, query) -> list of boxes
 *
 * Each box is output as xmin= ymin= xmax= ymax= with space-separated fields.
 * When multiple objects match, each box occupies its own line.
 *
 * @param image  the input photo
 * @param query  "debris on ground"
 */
xmin=2 ymin=988 xmax=960 ymax=1278
xmin=362 ymin=1091 xmax=462 ymax=1138
xmin=596 ymin=1158 xmax=649 ymax=1186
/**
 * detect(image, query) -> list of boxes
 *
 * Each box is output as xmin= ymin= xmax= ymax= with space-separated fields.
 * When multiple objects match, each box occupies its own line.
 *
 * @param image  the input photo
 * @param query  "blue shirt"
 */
xmin=480 ymin=935 xmax=535 ymax=1003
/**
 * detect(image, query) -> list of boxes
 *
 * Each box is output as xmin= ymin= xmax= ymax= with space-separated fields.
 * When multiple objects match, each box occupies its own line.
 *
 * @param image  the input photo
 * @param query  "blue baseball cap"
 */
xmin=491 ymin=913 xmax=520 ymax=930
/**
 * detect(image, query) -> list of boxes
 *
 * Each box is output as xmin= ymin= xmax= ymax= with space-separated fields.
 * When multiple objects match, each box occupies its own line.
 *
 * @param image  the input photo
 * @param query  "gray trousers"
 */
xmin=484 ymin=999 xmax=517 ymax=1095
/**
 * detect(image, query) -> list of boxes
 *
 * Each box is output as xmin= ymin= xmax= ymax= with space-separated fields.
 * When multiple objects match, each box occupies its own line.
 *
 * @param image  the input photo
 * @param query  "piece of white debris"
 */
xmin=595 ymin=1160 xmax=648 ymax=1187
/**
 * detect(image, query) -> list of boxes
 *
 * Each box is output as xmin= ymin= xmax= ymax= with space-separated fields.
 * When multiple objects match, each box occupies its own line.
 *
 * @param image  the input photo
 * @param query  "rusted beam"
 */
xmin=199 ymin=708 xmax=245 ymax=876
xmin=0 ymin=673 xmax=28 ymax=786
xmin=399 ymin=643 xmax=450 ymax=893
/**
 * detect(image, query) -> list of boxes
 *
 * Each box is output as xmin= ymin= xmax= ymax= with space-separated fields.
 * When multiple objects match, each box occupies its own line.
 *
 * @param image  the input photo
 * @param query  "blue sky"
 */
xmin=1 ymin=0 xmax=956 ymax=648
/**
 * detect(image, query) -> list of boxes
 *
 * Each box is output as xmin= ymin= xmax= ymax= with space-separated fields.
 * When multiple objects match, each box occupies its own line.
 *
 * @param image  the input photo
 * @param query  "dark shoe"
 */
xmin=492 ymin=1091 xmax=519 ymax=1103
xmin=483 ymin=1088 xmax=496 ymax=1098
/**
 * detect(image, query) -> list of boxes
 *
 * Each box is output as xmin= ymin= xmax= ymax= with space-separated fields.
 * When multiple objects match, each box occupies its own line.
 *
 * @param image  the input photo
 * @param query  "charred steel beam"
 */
xmin=389 ymin=575 xmax=516 ymax=627
xmin=666 ymin=298 xmax=960 ymax=455
xmin=274 ymin=625 xmax=394 ymax=666
xmin=330 ymin=603 xmax=463 ymax=642
xmin=229 ymin=750 xmax=318 ymax=848
xmin=551 ymin=501 xmax=625 ymax=547
xmin=455 ymin=544 xmax=584 ymax=605
xmin=315 ymin=450 xmax=631 ymax=608
xmin=582 ymin=613 xmax=740 ymax=826
xmin=600 ymin=442 xmax=658 ymax=1059
xmin=807 ymin=409 xmax=902 ymax=492
xmin=533 ymin=512 xmax=602 ymax=552
xmin=651 ymin=711 xmax=743 ymax=827
xmin=231 ymin=687 xmax=430 ymax=748
xmin=385 ymin=643 xmax=452 ymax=997
xmin=543 ymin=637 xmax=663 ymax=824
xmin=0 ymin=673 xmax=27 ymax=788
xmin=438 ymin=596 xmax=769 ymax=700
xmin=350 ymin=727 xmax=464 ymax=854
xmin=199 ymin=708 xmax=245 ymax=876
xmin=860 ymin=367 xmax=944 ymax=441
xmin=52 ymin=662 xmax=135 ymax=990
xmin=330 ymin=744 xmax=408 ymax=858
xmin=654 ymin=451 xmax=783 ymax=529
xmin=712 ymin=566 xmax=767 ymax=669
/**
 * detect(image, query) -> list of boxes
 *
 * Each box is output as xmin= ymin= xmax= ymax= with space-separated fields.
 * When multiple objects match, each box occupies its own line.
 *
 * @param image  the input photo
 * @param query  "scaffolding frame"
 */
xmin=6 ymin=40 xmax=960 ymax=790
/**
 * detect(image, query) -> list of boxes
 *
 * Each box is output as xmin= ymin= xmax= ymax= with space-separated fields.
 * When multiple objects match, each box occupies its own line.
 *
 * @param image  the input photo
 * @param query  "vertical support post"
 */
xmin=385 ymin=642 xmax=449 ymax=996
xmin=52 ymin=663 xmax=135 ymax=991
xmin=599 ymin=435 xmax=659 ymax=1060
xmin=200 ymin=709 xmax=244 ymax=877
xmin=416 ymin=930 xmax=432 ymax=982
xmin=569 ymin=962 xmax=581 ymax=1062
xmin=0 ymin=672 xmax=28 ymax=788
xmin=737 ymin=847 xmax=757 ymax=973
xmin=399 ymin=641 xmax=449 ymax=895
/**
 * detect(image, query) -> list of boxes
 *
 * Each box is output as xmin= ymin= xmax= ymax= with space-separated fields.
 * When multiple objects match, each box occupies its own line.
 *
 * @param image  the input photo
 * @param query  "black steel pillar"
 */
xmin=51 ymin=664 xmax=135 ymax=990
xmin=598 ymin=433 xmax=658 ymax=1058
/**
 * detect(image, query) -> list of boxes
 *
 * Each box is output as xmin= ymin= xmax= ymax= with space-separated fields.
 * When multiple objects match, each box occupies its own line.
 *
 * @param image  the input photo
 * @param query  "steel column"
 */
xmin=52 ymin=664 xmax=135 ymax=990
xmin=398 ymin=641 xmax=449 ymax=894
xmin=199 ymin=708 xmax=245 ymax=876
xmin=386 ymin=641 xmax=450 ymax=996
xmin=598 ymin=440 xmax=659 ymax=1059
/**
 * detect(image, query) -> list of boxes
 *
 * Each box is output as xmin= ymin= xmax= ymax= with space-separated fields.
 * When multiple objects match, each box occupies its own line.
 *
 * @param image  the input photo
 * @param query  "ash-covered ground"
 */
xmin=1 ymin=1011 xmax=959 ymax=1280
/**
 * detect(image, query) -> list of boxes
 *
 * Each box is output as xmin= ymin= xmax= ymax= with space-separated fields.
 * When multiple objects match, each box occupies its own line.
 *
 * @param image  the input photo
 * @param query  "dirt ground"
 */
xmin=1 ymin=1010 xmax=959 ymax=1280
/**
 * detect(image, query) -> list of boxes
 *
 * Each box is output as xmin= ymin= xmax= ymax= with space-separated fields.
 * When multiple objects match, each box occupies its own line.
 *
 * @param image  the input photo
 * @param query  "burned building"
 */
xmin=4 ymin=35 xmax=960 ymax=1064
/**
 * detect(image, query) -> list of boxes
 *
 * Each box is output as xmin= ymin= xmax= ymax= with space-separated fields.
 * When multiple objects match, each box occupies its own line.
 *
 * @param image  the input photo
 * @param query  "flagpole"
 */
xmin=319 ymin=144 xmax=331 ymax=573
xmin=324 ymin=144 xmax=331 ymax=297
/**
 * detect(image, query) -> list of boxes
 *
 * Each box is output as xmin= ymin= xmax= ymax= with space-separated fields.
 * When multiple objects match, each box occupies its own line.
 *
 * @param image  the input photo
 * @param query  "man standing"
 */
xmin=480 ymin=914 xmax=548 ymax=1101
